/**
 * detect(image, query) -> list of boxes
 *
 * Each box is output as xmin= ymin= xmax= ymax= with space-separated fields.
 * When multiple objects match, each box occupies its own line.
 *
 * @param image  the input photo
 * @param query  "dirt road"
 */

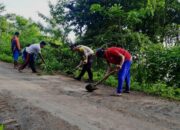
xmin=0 ymin=62 xmax=179 ymax=130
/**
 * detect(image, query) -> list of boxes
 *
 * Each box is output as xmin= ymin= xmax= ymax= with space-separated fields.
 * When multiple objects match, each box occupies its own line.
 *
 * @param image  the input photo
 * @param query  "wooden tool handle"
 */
xmin=94 ymin=70 xmax=116 ymax=86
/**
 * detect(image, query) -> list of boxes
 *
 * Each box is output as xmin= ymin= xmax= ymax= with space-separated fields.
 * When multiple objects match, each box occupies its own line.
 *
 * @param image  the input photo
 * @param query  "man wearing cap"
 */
xmin=71 ymin=44 xmax=94 ymax=82
xmin=18 ymin=41 xmax=46 ymax=73
xmin=11 ymin=32 xmax=21 ymax=68
xmin=96 ymin=47 xmax=132 ymax=96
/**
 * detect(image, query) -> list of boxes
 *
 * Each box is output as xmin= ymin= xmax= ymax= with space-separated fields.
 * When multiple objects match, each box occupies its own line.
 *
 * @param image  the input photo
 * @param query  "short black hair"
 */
xmin=14 ymin=32 xmax=20 ymax=36
xmin=70 ymin=44 xmax=78 ymax=50
xmin=96 ymin=48 xmax=105 ymax=58
xmin=40 ymin=41 xmax=47 ymax=46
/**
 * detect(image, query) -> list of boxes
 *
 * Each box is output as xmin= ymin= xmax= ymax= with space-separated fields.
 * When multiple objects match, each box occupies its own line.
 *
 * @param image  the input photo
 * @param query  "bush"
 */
xmin=39 ymin=43 xmax=180 ymax=100
xmin=144 ymin=45 xmax=179 ymax=87
xmin=131 ymin=81 xmax=180 ymax=100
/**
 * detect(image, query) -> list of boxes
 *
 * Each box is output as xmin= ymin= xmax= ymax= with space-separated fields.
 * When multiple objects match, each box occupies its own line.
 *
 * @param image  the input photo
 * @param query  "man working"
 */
xmin=96 ymin=47 xmax=132 ymax=96
xmin=11 ymin=32 xmax=21 ymax=68
xmin=71 ymin=44 xmax=94 ymax=82
xmin=18 ymin=41 xmax=46 ymax=73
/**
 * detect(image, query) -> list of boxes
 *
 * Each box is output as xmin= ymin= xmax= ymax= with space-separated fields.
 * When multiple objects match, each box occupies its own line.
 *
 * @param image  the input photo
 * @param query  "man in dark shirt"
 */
xmin=11 ymin=32 xmax=21 ymax=68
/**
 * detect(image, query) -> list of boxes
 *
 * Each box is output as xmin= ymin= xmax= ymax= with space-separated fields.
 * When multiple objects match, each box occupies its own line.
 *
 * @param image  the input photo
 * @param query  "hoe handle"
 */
xmin=94 ymin=70 xmax=116 ymax=86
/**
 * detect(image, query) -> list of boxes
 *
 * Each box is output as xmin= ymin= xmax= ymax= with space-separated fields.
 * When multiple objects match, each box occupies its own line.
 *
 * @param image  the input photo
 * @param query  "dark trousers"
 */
xmin=78 ymin=56 xmax=93 ymax=80
xmin=19 ymin=51 xmax=37 ymax=72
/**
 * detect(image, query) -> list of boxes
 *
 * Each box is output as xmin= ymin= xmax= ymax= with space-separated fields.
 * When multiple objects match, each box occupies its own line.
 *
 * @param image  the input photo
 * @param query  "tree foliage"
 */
xmin=0 ymin=3 xmax=5 ymax=14
xmin=45 ymin=0 xmax=179 ymax=88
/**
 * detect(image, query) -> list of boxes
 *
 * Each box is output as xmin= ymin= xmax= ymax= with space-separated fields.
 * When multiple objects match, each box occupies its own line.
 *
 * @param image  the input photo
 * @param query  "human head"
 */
xmin=96 ymin=48 xmax=105 ymax=58
xmin=14 ymin=32 xmax=20 ymax=37
xmin=70 ymin=44 xmax=78 ymax=51
xmin=40 ymin=41 xmax=47 ymax=48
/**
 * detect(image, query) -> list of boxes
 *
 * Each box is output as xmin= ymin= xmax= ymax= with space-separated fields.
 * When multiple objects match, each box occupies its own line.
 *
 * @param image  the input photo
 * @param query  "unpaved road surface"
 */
xmin=0 ymin=62 xmax=179 ymax=130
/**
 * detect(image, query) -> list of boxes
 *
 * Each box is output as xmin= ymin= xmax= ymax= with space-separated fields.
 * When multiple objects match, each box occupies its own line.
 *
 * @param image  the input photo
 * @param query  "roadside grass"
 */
xmin=0 ymin=42 xmax=13 ymax=63
xmin=131 ymin=81 xmax=180 ymax=100
xmin=80 ymin=70 xmax=180 ymax=101
xmin=0 ymin=53 xmax=12 ymax=63
xmin=0 ymin=44 xmax=179 ymax=101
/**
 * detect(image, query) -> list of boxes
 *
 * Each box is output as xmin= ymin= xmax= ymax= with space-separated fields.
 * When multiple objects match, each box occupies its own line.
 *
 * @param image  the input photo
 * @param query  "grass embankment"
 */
xmin=0 ymin=44 xmax=179 ymax=101
xmin=68 ymin=69 xmax=180 ymax=101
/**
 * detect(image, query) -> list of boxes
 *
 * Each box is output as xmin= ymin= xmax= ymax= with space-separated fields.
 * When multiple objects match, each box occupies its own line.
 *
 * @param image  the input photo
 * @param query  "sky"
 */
xmin=1 ymin=0 xmax=76 ymax=41
xmin=1 ymin=0 xmax=58 ymax=22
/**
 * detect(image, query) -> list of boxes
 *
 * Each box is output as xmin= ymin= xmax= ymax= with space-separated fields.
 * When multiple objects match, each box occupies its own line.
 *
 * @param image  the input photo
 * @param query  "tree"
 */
xmin=0 ymin=3 xmax=5 ymax=43
xmin=0 ymin=3 xmax=5 ymax=14
xmin=38 ymin=1 xmax=69 ymax=45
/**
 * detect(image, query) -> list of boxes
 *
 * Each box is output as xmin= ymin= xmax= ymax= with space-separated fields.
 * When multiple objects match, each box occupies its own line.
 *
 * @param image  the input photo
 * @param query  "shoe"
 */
xmin=85 ymin=79 xmax=94 ymax=83
xmin=123 ymin=90 xmax=130 ymax=93
xmin=74 ymin=77 xmax=81 ymax=81
xmin=111 ymin=93 xmax=122 ymax=96
xmin=115 ymin=93 xmax=122 ymax=96
xmin=18 ymin=69 xmax=22 ymax=73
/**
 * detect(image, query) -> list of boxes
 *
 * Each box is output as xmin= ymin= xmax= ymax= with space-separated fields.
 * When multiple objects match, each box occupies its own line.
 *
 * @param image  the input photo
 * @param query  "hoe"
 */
xmin=86 ymin=70 xmax=116 ymax=92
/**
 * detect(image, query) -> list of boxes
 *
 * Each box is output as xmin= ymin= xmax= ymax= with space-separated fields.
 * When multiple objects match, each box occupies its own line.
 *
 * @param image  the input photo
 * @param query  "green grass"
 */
xmin=78 ymin=70 xmax=180 ymax=101
xmin=0 ymin=53 xmax=12 ymax=63
xmin=0 ymin=124 xmax=4 ymax=130
xmin=131 ymin=82 xmax=180 ymax=100
xmin=0 ymin=44 xmax=179 ymax=101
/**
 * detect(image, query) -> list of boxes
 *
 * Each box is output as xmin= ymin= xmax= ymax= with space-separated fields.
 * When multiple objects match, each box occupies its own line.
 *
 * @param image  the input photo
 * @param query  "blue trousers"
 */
xmin=13 ymin=50 xmax=20 ymax=61
xmin=117 ymin=60 xmax=131 ymax=93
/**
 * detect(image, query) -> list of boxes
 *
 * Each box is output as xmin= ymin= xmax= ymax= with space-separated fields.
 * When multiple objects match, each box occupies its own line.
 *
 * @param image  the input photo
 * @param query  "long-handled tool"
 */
xmin=85 ymin=70 xmax=116 ymax=92
xmin=65 ymin=61 xmax=84 ymax=75
xmin=65 ymin=64 xmax=82 ymax=75
xmin=65 ymin=68 xmax=76 ymax=75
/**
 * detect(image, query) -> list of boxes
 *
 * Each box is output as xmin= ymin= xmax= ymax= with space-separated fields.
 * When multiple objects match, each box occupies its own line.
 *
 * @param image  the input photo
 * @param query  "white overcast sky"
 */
xmin=1 ymin=0 xmax=76 ymax=41
xmin=1 ymin=0 xmax=58 ymax=22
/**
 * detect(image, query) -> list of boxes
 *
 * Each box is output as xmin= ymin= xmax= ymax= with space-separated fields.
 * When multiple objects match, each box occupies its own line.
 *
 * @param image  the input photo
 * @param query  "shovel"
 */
xmin=85 ymin=70 xmax=116 ymax=92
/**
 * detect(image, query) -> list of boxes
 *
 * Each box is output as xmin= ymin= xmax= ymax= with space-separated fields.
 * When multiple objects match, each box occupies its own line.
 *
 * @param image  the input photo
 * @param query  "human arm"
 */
xmin=75 ymin=60 xmax=83 ymax=69
xmin=39 ymin=53 xmax=46 ymax=64
xmin=115 ymin=53 xmax=125 ymax=70
xmin=15 ymin=37 xmax=21 ymax=51
xmin=109 ymin=50 xmax=125 ymax=70
xmin=81 ymin=48 xmax=89 ymax=64
xmin=105 ymin=60 xmax=112 ymax=76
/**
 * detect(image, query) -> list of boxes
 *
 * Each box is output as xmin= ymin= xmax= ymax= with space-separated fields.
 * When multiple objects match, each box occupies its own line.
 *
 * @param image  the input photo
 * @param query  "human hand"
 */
xmin=83 ymin=60 xmax=88 ymax=64
xmin=115 ymin=65 xmax=122 ymax=71
xmin=75 ymin=66 xmax=81 ymax=70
